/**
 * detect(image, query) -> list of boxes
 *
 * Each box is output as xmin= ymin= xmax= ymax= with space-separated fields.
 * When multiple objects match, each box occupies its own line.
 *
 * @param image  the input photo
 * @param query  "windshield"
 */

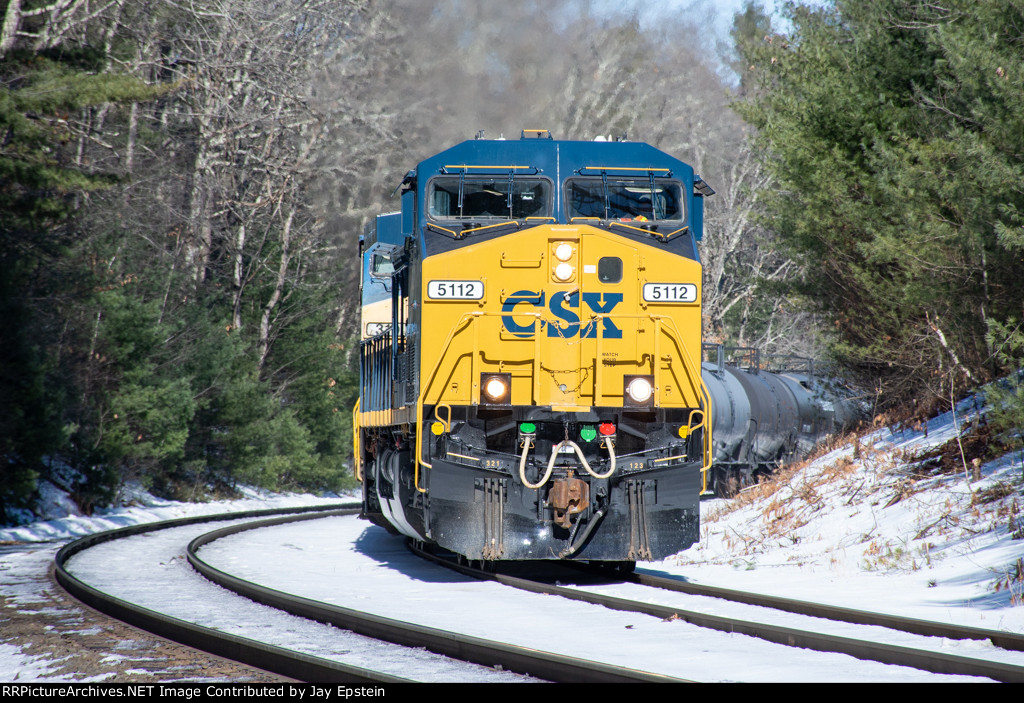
xmin=565 ymin=177 xmax=685 ymax=222
xmin=428 ymin=177 xmax=552 ymax=220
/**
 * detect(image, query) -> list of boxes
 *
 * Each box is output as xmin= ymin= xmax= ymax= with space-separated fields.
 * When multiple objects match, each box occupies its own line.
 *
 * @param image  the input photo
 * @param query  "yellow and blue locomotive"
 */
xmin=354 ymin=130 xmax=714 ymax=564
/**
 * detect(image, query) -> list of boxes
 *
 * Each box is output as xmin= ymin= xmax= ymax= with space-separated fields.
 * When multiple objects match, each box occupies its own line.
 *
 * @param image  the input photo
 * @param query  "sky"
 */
xmin=601 ymin=0 xmax=814 ymax=83
xmin=643 ymin=0 xmax=830 ymax=42
xmin=628 ymin=0 xmax=797 ymax=34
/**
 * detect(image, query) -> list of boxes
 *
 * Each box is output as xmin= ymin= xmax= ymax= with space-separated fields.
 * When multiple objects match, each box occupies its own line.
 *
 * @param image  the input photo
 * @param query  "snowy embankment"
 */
xmin=0 ymin=484 xmax=351 ymax=544
xmin=675 ymin=395 xmax=1024 ymax=633
xmin=0 ymin=488 xmax=352 ymax=682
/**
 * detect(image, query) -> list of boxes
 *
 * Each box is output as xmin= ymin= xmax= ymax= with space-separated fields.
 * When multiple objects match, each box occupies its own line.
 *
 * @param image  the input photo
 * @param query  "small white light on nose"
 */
xmin=554 ymin=262 xmax=574 ymax=281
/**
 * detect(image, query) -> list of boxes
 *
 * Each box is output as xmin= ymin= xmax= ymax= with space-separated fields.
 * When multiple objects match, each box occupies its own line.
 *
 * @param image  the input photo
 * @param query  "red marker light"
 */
xmin=598 ymin=423 xmax=616 ymax=436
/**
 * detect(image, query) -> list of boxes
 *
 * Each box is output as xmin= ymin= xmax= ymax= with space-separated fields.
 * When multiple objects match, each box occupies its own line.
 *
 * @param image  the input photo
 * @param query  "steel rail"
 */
xmin=54 ymin=504 xmax=410 ymax=683
xmin=414 ymin=548 xmax=1024 ymax=682
xmin=187 ymin=514 xmax=687 ymax=683
xmin=625 ymin=569 xmax=1024 ymax=653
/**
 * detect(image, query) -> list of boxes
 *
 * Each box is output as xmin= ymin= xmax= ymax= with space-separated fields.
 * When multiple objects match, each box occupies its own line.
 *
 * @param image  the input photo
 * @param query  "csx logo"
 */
xmin=502 ymin=290 xmax=623 ymax=339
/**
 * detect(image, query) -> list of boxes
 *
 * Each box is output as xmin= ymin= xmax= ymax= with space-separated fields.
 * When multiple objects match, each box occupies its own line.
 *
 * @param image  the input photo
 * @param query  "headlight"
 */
xmin=485 ymin=377 xmax=507 ymax=399
xmin=554 ymin=243 xmax=574 ymax=261
xmin=624 ymin=375 xmax=655 ymax=406
xmin=554 ymin=262 xmax=574 ymax=281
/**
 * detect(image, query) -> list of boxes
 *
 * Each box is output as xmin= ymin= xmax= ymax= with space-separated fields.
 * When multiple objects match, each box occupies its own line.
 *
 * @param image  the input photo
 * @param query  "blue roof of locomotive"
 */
xmin=414 ymin=136 xmax=697 ymax=225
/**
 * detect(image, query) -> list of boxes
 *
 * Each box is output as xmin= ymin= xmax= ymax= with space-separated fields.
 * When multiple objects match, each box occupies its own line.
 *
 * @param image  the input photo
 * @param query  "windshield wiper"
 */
xmin=426 ymin=220 xmax=522 ymax=240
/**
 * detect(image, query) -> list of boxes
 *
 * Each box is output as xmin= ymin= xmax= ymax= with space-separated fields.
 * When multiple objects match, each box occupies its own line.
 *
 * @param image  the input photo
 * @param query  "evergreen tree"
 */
xmin=736 ymin=0 xmax=1024 ymax=407
xmin=0 ymin=50 xmax=166 ymax=519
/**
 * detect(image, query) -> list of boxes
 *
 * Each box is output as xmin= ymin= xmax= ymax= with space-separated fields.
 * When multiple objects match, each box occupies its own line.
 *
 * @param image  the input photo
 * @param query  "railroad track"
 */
xmin=54 ymin=505 xmax=408 ymax=683
xmin=55 ymin=507 xmax=683 ymax=683
xmin=57 ymin=506 xmax=1024 ymax=682
xmin=186 ymin=513 xmax=684 ymax=683
xmin=410 ymin=545 xmax=1024 ymax=682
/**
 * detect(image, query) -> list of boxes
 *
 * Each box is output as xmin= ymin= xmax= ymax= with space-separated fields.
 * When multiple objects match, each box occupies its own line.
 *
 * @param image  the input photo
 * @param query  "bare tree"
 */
xmin=304 ymin=0 xmax=812 ymax=355
xmin=0 ymin=0 xmax=120 ymax=58
xmin=115 ymin=1 xmax=367 ymax=375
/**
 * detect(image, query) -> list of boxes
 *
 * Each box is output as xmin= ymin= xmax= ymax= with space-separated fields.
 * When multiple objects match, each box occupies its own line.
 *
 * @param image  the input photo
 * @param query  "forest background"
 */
xmin=2 ymin=0 xmax=1022 ymax=522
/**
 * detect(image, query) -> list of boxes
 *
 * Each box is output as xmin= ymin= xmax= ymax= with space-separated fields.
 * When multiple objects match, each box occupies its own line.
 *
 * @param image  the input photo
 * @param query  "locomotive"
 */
xmin=355 ymin=130 xmax=713 ymax=563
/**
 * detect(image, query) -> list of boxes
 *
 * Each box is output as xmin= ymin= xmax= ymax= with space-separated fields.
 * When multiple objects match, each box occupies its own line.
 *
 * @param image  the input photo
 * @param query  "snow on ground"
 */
xmin=63 ymin=517 xmax=536 ymax=682
xmin=0 ymin=485 xmax=349 ymax=544
xmin=0 ymin=488 xmax=352 ymax=682
xmin=189 ymin=513 xmax=1014 ymax=681
xmin=673 ymin=395 xmax=1024 ymax=634
xmin=0 ymin=642 xmax=59 ymax=682
xmin=1 ymin=391 xmax=1022 ymax=680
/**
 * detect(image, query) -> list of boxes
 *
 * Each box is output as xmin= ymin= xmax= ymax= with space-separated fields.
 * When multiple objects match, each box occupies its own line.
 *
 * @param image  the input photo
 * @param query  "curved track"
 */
xmin=54 ymin=505 xmax=407 ymax=683
xmin=56 ymin=506 xmax=1024 ymax=682
xmin=55 ymin=506 xmax=682 ymax=683
xmin=623 ymin=569 xmax=1024 ymax=652
xmin=187 ymin=513 xmax=684 ymax=683
xmin=410 ymin=545 xmax=1024 ymax=682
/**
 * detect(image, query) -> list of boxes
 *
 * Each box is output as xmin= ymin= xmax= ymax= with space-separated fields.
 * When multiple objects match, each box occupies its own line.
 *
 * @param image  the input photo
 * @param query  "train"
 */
xmin=699 ymin=346 xmax=862 ymax=496
xmin=353 ymin=130 xmax=859 ymax=566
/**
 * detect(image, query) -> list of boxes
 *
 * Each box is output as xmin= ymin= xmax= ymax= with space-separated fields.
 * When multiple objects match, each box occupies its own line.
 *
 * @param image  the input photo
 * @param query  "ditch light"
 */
xmin=480 ymin=372 xmax=512 ymax=405
xmin=624 ymin=375 xmax=655 ymax=407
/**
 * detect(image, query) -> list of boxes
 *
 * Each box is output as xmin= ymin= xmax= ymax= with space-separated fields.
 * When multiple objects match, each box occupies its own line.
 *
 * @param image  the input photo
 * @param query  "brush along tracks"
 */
xmin=412 ymin=547 xmax=1024 ymax=683
xmin=56 ymin=507 xmax=682 ymax=683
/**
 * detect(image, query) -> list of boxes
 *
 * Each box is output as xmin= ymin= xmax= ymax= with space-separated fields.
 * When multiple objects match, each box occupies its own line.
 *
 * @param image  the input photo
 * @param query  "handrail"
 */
xmin=609 ymin=220 xmax=662 ymax=236
xmin=415 ymin=312 xmax=480 ymax=489
xmin=655 ymin=316 xmax=714 ymax=481
xmin=425 ymin=222 xmax=460 ymax=239
xmin=578 ymin=166 xmax=671 ymax=173
xmin=660 ymin=225 xmax=689 ymax=240
xmin=459 ymin=220 xmax=521 ymax=235
xmin=414 ymin=310 xmax=542 ymax=492
xmin=352 ymin=399 xmax=362 ymax=482
xmin=577 ymin=220 xmax=690 ymax=242
xmin=427 ymin=218 xmax=551 ymax=239
xmin=414 ymin=310 xmax=713 ymax=492
xmin=442 ymin=164 xmax=534 ymax=172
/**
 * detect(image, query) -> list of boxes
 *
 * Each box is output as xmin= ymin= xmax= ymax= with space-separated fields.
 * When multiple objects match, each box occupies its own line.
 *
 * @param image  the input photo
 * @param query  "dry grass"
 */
xmin=860 ymin=538 xmax=936 ymax=572
xmin=703 ymin=461 xmax=809 ymax=524
xmin=994 ymin=558 xmax=1024 ymax=606
xmin=973 ymin=481 xmax=1017 ymax=505
xmin=694 ymin=416 xmax=1024 ymax=606
xmin=909 ymin=422 xmax=1004 ymax=478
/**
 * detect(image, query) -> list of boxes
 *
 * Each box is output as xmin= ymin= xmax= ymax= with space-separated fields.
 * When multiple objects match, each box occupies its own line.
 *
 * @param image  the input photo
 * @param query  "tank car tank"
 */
xmin=701 ymin=345 xmax=863 ymax=495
